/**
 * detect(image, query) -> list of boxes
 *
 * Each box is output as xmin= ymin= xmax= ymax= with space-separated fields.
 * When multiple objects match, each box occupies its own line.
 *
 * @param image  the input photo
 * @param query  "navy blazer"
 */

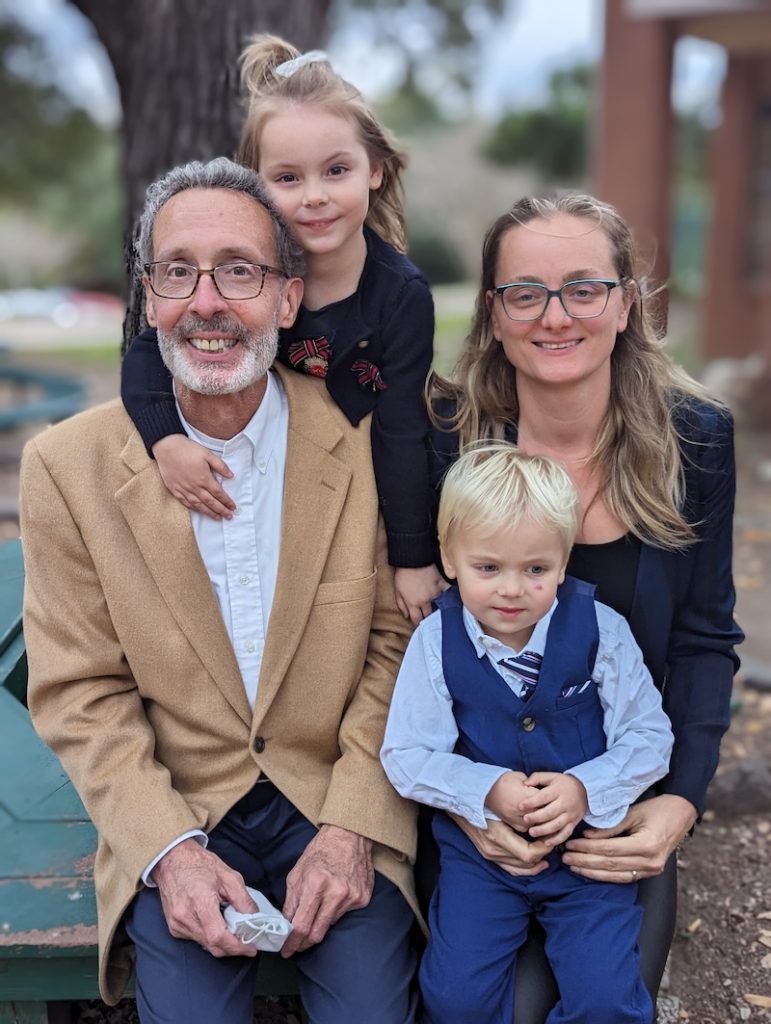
xmin=428 ymin=398 xmax=743 ymax=816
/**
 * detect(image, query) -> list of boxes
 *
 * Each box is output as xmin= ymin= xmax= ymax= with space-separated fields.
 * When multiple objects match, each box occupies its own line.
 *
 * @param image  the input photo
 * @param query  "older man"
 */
xmin=20 ymin=158 xmax=418 ymax=1024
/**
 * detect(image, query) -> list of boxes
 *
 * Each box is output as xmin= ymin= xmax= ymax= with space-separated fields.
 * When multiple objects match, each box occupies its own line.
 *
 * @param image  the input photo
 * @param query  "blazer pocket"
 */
xmin=313 ymin=570 xmax=377 ymax=607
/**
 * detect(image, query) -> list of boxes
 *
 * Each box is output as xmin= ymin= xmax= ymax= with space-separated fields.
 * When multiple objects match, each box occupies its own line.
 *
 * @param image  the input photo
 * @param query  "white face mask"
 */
xmin=222 ymin=886 xmax=293 ymax=951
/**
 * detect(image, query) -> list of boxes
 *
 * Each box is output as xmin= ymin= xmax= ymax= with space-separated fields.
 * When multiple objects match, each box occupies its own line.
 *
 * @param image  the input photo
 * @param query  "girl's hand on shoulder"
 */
xmin=393 ymin=565 xmax=449 ymax=626
xmin=152 ymin=435 xmax=235 ymax=520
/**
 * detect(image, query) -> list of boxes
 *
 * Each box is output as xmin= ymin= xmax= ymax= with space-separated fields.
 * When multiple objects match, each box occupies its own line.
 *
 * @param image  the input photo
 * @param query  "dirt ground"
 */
xmin=2 ymin=353 xmax=770 ymax=1023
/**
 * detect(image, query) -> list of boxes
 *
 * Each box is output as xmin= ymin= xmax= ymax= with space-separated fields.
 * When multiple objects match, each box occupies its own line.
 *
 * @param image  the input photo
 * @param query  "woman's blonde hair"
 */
xmin=431 ymin=193 xmax=721 ymax=550
xmin=438 ymin=442 xmax=580 ymax=559
xmin=237 ymin=35 xmax=408 ymax=252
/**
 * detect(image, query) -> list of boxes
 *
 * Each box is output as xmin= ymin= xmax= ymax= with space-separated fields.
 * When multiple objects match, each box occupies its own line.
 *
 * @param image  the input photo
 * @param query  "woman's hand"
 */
xmin=562 ymin=794 xmax=697 ymax=884
xmin=449 ymin=814 xmax=551 ymax=877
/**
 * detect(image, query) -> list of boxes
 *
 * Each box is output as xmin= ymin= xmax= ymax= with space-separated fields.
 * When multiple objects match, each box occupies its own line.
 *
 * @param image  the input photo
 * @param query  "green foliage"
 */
xmin=0 ymin=16 xmax=123 ymax=289
xmin=336 ymin=0 xmax=509 ymax=113
xmin=408 ymin=224 xmax=466 ymax=285
xmin=376 ymin=77 xmax=446 ymax=136
xmin=481 ymin=63 xmax=594 ymax=182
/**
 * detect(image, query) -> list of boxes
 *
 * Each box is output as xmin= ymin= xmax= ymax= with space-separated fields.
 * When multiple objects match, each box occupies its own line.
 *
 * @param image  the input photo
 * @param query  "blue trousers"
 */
xmin=420 ymin=816 xmax=652 ymax=1024
xmin=124 ymin=781 xmax=417 ymax=1024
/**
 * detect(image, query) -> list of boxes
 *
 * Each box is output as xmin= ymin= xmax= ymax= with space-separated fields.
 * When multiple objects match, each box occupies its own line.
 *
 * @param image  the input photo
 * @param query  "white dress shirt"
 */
xmin=142 ymin=370 xmax=288 ymax=885
xmin=381 ymin=597 xmax=674 ymax=830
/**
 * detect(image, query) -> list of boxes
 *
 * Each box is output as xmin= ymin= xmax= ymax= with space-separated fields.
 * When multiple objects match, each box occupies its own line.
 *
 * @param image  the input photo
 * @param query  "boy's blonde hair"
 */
xmin=237 ymin=35 xmax=409 ymax=252
xmin=438 ymin=442 xmax=580 ymax=557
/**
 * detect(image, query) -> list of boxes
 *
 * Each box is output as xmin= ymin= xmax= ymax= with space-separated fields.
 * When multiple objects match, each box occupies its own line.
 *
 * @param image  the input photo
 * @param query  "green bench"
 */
xmin=0 ymin=357 xmax=87 ymax=432
xmin=0 ymin=539 xmax=298 ymax=1023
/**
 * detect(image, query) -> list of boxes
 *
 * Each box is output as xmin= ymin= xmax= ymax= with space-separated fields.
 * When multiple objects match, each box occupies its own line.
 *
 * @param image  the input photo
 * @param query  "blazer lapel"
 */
xmin=115 ymin=430 xmax=252 ymax=726
xmin=253 ymin=367 xmax=351 ymax=720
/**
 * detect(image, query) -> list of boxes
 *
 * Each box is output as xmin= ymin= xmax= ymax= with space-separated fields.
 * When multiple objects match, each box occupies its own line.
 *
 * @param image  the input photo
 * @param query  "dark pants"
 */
xmin=415 ymin=806 xmax=677 ymax=1024
xmin=125 ymin=781 xmax=417 ymax=1024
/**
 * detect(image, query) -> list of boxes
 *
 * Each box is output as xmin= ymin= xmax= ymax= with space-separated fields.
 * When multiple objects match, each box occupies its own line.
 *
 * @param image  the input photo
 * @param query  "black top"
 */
xmin=428 ymin=397 xmax=743 ymax=815
xmin=121 ymin=227 xmax=436 ymax=568
xmin=567 ymin=534 xmax=641 ymax=621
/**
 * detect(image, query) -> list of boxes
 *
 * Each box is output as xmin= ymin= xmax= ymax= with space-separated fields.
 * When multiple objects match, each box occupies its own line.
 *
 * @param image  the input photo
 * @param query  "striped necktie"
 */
xmin=498 ymin=650 xmax=543 ymax=702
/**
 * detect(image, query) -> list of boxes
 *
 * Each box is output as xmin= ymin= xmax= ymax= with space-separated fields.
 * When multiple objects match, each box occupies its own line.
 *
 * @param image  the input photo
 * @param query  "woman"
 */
xmin=427 ymin=193 xmax=743 ymax=1022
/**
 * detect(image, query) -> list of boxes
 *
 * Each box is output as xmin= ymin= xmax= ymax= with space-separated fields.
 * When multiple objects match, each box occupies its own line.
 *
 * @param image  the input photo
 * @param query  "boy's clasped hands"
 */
xmin=486 ymin=770 xmax=589 ymax=848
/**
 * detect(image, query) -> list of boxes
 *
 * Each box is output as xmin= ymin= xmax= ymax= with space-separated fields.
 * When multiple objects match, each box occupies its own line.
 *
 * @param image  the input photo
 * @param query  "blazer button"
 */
xmin=522 ymin=717 xmax=536 ymax=732
xmin=356 ymin=338 xmax=370 ymax=348
xmin=253 ymin=736 xmax=266 ymax=753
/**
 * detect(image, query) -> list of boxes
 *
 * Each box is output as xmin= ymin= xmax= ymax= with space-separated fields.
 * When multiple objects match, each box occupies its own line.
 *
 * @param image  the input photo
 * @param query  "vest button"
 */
xmin=522 ymin=717 xmax=536 ymax=732
xmin=253 ymin=736 xmax=266 ymax=753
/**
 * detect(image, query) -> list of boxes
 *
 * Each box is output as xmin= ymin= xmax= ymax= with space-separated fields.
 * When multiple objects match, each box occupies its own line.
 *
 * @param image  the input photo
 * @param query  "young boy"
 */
xmin=381 ymin=443 xmax=674 ymax=1024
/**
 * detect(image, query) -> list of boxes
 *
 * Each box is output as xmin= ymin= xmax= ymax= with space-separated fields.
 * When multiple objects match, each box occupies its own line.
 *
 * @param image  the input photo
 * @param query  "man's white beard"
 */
xmin=156 ymin=312 xmax=279 ymax=395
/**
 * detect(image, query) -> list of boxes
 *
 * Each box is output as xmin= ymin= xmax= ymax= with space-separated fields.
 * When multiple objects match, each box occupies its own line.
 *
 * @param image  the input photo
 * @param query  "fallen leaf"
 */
xmin=744 ymin=994 xmax=771 ymax=1008
xmin=759 ymin=932 xmax=771 ymax=949
xmin=761 ymin=953 xmax=771 ymax=969
xmin=687 ymin=918 xmax=702 ymax=934
xmin=759 ymin=911 xmax=771 ymax=920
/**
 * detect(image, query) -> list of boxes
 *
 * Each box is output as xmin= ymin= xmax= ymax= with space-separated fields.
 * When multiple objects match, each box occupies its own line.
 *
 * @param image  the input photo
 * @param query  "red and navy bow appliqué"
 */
xmin=351 ymin=359 xmax=388 ymax=392
xmin=287 ymin=336 xmax=332 ymax=379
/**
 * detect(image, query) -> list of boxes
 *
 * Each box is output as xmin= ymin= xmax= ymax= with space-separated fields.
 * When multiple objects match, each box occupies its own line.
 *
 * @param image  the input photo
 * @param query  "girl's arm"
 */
xmin=122 ymin=330 xmax=234 ymax=518
xmin=370 ymin=277 xmax=442 ymax=622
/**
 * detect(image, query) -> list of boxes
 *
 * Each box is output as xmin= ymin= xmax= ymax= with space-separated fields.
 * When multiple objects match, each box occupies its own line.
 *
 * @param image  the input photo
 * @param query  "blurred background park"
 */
xmin=1 ymin=0 xmax=771 ymax=649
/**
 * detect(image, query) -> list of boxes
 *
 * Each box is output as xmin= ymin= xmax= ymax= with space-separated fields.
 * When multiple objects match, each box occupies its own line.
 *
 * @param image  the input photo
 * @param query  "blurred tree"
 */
xmin=69 ymin=0 xmax=332 ymax=232
xmin=482 ymin=63 xmax=594 ymax=182
xmin=341 ymin=0 xmax=510 ymax=116
xmin=0 ymin=19 xmax=123 ymax=288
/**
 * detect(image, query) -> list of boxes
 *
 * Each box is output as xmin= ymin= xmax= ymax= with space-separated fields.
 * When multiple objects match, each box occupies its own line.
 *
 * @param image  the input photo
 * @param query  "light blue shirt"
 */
xmin=143 ymin=371 xmax=288 ymax=885
xmin=381 ymin=598 xmax=674 ymax=830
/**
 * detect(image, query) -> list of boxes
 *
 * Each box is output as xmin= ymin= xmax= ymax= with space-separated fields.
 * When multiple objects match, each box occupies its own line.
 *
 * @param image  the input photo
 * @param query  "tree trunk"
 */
xmin=69 ymin=0 xmax=332 ymax=347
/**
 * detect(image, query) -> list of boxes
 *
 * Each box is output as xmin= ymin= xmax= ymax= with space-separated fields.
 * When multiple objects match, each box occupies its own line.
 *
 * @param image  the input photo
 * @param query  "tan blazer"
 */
xmin=20 ymin=365 xmax=418 ymax=1004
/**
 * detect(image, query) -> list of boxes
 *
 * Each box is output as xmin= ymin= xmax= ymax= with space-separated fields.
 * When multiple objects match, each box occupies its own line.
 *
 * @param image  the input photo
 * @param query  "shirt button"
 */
xmin=257 ymin=459 xmax=267 ymax=472
xmin=239 ymin=575 xmax=250 ymax=586
xmin=233 ymin=507 xmax=241 ymax=516
xmin=253 ymin=736 xmax=266 ymax=753
xmin=522 ymin=717 xmax=536 ymax=732
xmin=245 ymin=641 xmax=256 ymax=653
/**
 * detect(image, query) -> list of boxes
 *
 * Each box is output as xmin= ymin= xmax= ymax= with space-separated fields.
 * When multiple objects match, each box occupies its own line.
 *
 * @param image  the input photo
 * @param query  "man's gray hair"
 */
xmin=135 ymin=157 xmax=304 ymax=281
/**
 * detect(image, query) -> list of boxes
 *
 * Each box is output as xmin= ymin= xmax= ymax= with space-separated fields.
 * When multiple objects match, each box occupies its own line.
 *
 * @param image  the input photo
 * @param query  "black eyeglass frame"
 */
xmin=144 ymin=261 xmax=287 ymax=300
xmin=492 ymin=278 xmax=623 ymax=322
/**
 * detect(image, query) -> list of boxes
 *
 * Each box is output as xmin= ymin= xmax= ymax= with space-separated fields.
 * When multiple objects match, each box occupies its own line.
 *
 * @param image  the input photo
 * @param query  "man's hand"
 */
xmin=520 ymin=771 xmax=588 ymax=846
xmin=485 ymin=771 xmax=532 ymax=832
xmin=153 ymin=435 xmax=235 ymax=520
xmin=281 ymin=825 xmax=374 ymax=957
xmin=393 ymin=565 xmax=449 ymax=626
xmin=449 ymin=814 xmax=550 ymax=877
xmin=151 ymin=839 xmax=258 ymax=957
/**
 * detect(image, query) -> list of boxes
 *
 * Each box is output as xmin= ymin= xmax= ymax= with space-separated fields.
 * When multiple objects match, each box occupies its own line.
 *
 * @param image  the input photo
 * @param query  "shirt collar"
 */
xmin=175 ymin=370 xmax=283 ymax=473
xmin=463 ymin=599 xmax=558 ymax=663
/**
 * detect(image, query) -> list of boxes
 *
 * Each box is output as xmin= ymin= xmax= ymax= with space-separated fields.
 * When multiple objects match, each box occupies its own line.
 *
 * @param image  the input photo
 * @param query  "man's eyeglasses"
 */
xmin=493 ymin=279 xmax=622 ymax=322
xmin=144 ymin=261 xmax=286 ymax=300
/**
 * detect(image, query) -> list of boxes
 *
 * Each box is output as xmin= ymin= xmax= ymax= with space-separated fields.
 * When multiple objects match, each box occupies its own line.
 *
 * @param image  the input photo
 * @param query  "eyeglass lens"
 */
xmin=501 ymin=281 xmax=612 ymax=320
xmin=150 ymin=262 xmax=266 ymax=299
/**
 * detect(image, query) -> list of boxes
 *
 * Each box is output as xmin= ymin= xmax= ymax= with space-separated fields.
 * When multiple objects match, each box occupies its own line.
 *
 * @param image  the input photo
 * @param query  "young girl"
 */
xmin=121 ymin=35 xmax=446 ymax=624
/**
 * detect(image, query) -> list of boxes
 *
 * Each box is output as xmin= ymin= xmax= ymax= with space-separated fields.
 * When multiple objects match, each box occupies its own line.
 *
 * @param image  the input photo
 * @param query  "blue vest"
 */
xmin=438 ymin=577 xmax=605 ymax=776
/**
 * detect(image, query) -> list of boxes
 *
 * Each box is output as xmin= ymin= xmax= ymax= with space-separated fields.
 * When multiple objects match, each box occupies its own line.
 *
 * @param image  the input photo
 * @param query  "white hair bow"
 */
xmin=275 ymin=50 xmax=329 ymax=78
